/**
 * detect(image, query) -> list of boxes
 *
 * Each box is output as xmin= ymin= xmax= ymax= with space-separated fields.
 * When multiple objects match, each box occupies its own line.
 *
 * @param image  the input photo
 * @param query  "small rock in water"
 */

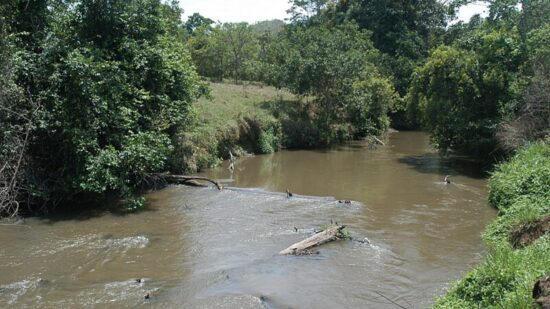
xmin=355 ymin=237 xmax=371 ymax=245
xmin=144 ymin=293 xmax=150 ymax=300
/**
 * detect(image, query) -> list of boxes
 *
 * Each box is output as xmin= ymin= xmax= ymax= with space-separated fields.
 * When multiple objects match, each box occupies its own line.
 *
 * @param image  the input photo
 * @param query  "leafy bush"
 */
xmin=263 ymin=23 xmax=397 ymax=146
xmin=257 ymin=124 xmax=281 ymax=154
xmin=349 ymin=74 xmax=397 ymax=138
xmin=436 ymin=239 xmax=550 ymax=308
xmin=488 ymin=142 xmax=550 ymax=210
xmin=408 ymin=26 xmax=525 ymax=156
xmin=1 ymin=0 xmax=202 ymax=212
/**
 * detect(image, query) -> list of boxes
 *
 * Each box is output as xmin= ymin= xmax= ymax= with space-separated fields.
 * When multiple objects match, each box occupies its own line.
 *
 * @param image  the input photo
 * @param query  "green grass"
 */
xmin=435 ymin=238 xmax=550 ymax=309
xmin=170 ymin=81 xmax=297 ymax=173
xmin=488 ymin=142 xmax=550 ymax=211
xmin=195 ymin=81 xmax=295 ymax=132
xmin=435 ymin=140 xmax=550 ymax=308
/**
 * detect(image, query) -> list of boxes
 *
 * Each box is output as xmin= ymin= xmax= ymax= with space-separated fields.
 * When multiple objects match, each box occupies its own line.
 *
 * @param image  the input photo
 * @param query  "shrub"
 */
xmin=436 ymin=239 xmax=550 ymax=308
xmin=488 ymin=142 xmax=550 ymax=210
xmin=484 ymin=195 xmax=550 ymax=244
xmin=1 ymin=0 xmax=203 ymax=212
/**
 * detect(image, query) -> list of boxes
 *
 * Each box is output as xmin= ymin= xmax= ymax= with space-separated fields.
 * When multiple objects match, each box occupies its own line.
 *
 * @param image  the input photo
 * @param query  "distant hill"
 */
xmin=251 ymin=19 xmax=286 ymax=33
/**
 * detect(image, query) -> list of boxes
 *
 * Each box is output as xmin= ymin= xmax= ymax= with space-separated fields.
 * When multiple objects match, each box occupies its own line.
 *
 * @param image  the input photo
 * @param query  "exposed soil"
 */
xmin=510 ymin=216 xmax=550 ymax=249
xmin=533 ymin=276 xmax=550 ymax=309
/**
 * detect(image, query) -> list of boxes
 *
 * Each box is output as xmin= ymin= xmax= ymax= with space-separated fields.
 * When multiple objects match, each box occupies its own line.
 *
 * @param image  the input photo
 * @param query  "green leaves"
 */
xmin=407 ymin=25 xmax=527 ymax=156
xmin=80 ymin=131 xmax=172 ymax=193
xmin=488 ymin=142 xmax=550 ymax=210
xmin=0 ymin=0 xmax=202 ymax=209
xmin=261 ymin=23 xmax=395 ymax=144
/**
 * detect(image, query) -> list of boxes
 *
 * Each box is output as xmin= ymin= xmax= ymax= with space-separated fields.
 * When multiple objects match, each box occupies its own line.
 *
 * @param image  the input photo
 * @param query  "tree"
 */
xmin=1 ymin=0 xmax=203 ymax=212
xmin=407 ymin=24 xmax=525 ymax=156
xmin=222 ymin=22 xmax=258 ymax=83
xmin=287 ymin=0 xmax=333 ymax=23
xmin=265 ymin=23 xmax=396 ymax=144
xmin=329 ymin=0 xmax=450 ymax=95
xmin=497 ymin=24 xmax=550 ymax=151
xmin=188 ymin=23 xmax=228 ymax=79
xmin=0 ymin=5 xmax=33 ymax=217
xmin=185 ymin=12 xmax=213 ymax=34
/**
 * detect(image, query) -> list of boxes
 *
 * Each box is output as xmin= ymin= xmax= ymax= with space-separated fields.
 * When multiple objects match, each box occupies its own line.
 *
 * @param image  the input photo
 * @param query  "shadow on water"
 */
xmin=34 ymin=197 xmax=158 ymax=224
xmin=398 ymin=153 xmax=491 ymax=180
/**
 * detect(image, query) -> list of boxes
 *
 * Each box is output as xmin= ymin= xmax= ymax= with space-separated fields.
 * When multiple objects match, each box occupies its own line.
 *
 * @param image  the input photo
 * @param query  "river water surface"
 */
xmin=0 ymin=132 xmax=495 ymax=308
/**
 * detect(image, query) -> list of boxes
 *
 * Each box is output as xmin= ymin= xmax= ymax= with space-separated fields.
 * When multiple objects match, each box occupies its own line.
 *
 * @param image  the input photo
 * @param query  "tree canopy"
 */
xmin=1 ymin=0 xmax=202 ymax=213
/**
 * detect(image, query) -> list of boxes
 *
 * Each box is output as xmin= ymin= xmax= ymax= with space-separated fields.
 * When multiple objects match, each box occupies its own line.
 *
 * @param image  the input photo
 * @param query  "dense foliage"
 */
xmin=408 ymin=0 xmax=550 ymax=157
xmin=184 ymin=1 xmax=546 ymax=152
xmin=0 ymin=0 xmax=202 ymax=214
xmin=326 ymin=0 xmax=449 ymax=96
xmin=1 ymin=1 xmax=549 ymax=308
xmin=262 ymin=23 xmax=396 ymax=144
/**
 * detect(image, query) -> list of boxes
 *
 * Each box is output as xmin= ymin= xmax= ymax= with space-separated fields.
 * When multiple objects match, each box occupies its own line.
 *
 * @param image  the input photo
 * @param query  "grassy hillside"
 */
xmin=195 ymin=82 xmax=294 ymax=133
xmin=170 ymin=81 xmax=297 ymax=173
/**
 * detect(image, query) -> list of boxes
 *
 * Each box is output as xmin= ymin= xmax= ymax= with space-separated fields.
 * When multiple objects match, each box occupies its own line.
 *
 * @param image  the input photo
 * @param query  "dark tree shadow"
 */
xmin=32 ymin=191 xmax=160 ymax=224
xmin=397 ymin=153 xmax=491 ymax=179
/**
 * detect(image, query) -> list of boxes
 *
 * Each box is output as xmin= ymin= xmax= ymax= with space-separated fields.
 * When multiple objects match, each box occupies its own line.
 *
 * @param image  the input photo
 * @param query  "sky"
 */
xmin=180 ymin=0 xmax=489 ymax=24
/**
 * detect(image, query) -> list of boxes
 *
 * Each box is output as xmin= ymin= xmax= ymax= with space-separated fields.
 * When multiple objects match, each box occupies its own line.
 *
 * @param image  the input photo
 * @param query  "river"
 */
xmin=0 ymin=131 xmax=496 ymax=308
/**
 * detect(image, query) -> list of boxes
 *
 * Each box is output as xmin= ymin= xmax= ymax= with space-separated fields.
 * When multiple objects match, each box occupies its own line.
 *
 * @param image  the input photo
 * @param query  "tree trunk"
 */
xmin=279 ymin=225 xmax=347 ymax=255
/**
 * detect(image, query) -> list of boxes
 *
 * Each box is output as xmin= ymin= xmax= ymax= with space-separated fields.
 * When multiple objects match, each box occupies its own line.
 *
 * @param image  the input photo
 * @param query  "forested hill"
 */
xmin=1 ymin=0 xmax=549 ymax=219
xmin=251 ymin=19 xmax=285 ymax=33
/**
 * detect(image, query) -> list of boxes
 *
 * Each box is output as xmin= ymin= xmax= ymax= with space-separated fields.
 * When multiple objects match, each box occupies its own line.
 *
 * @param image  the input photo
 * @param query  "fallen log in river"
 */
xmin=280 ymin=225 xmax=348 ymax=255
xmin=151 ymin=173 xmax=223 ymax=190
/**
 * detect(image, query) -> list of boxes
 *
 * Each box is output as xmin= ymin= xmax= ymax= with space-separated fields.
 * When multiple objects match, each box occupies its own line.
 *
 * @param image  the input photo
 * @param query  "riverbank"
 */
xmin=435 ymin=140 xmax=550 ymax=308
xmin=171 ymin=80 xmax=391 ymax=174
xmin=170 ymin=81 xmax=297 ymax=173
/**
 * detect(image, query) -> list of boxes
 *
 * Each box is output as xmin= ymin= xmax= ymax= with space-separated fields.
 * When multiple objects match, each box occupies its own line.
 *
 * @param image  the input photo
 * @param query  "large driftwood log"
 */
xmin=280 ymin=225 xmax=347 ymax=255
xmin=154 ymin=174 xmax=222 ymax=190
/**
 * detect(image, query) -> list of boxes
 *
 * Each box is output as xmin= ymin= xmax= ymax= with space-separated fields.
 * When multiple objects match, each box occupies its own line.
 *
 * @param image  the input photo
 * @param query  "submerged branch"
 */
xmin=150 ymin=173 xmax=223 ymax=190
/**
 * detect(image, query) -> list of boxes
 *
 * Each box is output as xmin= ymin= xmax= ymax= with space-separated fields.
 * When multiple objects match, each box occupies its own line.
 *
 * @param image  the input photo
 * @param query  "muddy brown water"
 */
xmin=0 ymin=132 xmax=495 ymax=308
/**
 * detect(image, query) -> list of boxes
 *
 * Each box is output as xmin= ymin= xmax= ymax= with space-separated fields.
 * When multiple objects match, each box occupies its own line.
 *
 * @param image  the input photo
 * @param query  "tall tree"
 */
xmin=287 ymin=0 xmax=333 ymax=22
xmin=222 ymin=22 xmax=258 ymax=83
xmin=185 ymin=12 xmax=214 ymax=34
xmin=329 ymin=0 xmax=450 ymax=96
xmin=1 ymin=0 xmax=203 ymax=211
xmin=264 ymin=23 xmax=397 ymax=144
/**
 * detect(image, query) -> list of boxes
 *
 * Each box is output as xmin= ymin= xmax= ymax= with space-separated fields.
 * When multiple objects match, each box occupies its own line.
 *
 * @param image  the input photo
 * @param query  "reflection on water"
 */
xmin=0 ymin=132 xmax=495 ymax=308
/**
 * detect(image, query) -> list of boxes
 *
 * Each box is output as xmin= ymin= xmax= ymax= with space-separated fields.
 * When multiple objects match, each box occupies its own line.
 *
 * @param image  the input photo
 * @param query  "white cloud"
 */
xmin=180 ymin=0 xmax=291 ymax=24
xmin=179 ymin=0 xmax=489 ymax=24
xmin=456 ymin=2 xmax=489 ymax=23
